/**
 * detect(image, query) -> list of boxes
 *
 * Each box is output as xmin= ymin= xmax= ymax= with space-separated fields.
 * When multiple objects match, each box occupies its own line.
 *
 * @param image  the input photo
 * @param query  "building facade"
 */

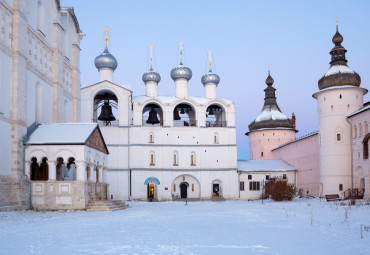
xmin=0 ymin=0 xmax=83 ymax=210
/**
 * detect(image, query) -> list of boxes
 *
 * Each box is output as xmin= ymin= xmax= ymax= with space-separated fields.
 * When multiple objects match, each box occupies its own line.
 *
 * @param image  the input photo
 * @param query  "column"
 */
xmin=103 ymin=166 xmax=108 ymax=183
xmin=76 ymin=162 xmax=86 ymax=181
xmin=25 ymin=160 xmax=31 ymax=180
xmin=87 ymin=163 xmax=94 ymax=182
xmin=49 ymin=161 xmax=56 ymax=181
xmin=97 ymin=166 xmax=103 ymax=183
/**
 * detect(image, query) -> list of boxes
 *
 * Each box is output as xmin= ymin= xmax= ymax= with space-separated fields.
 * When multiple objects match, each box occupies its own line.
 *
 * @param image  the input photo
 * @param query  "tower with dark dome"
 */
xmin=313 ymin=20 xmax=368 ymax=197
xmin=246 ymin=68 xmax=296 ymax=160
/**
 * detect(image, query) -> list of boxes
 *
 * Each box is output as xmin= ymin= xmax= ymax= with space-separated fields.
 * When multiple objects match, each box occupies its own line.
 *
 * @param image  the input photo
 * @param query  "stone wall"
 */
xmin=0 ymin=175 xmax=30 ymax=211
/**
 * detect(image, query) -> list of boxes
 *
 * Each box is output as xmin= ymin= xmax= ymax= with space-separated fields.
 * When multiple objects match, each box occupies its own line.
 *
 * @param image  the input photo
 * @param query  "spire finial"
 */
xmin=179 ymin=41 xmax=184 ymax=63
xmin=104 ymin=26 xmax=111 ymax=47
xmin=336 ymin=17 xmax=338 ymax=32
xmin=268 ymin=64 xmax=271 ymax=74
xmin=206 ymin=49 xmax=213 ymax=71
xmin=149 ymin=44 xmax=154 ymax=68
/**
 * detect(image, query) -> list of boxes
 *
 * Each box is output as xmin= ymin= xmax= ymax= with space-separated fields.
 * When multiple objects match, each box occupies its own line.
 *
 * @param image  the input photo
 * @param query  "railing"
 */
xmin=142 ymin=120 xmax=163 ymax=126
xmin=173 ymin=120 xmax=197 ymax=127
xmin=93 ymin=119 xmax=119 ymax=127
xmin=343 ymin=188 xmax=365 ymax=200
xmin=206 ymin=121 xmax=227 ymax=127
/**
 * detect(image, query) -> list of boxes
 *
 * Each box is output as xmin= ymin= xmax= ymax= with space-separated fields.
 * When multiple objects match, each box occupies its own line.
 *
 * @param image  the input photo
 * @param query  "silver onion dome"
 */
xmin=170 ymin=63 xmax=192 ymax=81
xmin=142 ymin=67 xmax=161 ymax=83
xmin=201 ymin=70 xmax=220 ymax=86
xmin=94 ymin=47 xmax=118 ymax=71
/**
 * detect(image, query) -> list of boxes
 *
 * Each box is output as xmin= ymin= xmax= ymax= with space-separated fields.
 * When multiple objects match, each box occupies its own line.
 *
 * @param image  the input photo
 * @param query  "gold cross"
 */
xmin=206 ymin=49 xmax=213 ymax=70
xmin=179 ymin=41 xmax=184 ymax=62
xmin=104 ymin=27 xmax=111 ymax=46
xmin=149 ymin=44 xmax=154 ymax=67
xmin=268 ymin=64 xmax=271 ymax=71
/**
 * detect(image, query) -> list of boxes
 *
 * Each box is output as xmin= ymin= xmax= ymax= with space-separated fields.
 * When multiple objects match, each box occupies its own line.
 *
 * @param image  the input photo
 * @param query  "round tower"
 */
xmin=246 ymin=69 xmax=296 ymax=160
xmin=142 ymin=45 xmax=161 ymax=97
xmin=201 ymin=49 xmax=220 ymax=99
xmin=171 ymin=42 xmax=192 ymax=98
xmin=313 ymin=22 xmax=367 ymax=197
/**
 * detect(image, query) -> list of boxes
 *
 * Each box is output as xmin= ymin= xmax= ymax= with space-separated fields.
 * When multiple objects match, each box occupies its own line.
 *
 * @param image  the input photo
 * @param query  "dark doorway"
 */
xmin=180 ymin=182 xmax=188 ymax=198
xmin=147 ymin=184 xmax=155 ymax=201
xmin=213 ymin=183 xmax=220 ymax=196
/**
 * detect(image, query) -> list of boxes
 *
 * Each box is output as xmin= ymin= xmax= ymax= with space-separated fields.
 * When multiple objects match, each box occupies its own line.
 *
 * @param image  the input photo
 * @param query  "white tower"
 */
xmin=201 ymin=49 xmax=220 ymax=99
xmin=142 ymin=45 xmax=161 ymax=97
xmin=313 ymin=22 xmax=367 ymax=197
xmin=246 ymin=68 xmax=296 ymax=160
xmin=170 ymin=42 xmax=192 ymax=98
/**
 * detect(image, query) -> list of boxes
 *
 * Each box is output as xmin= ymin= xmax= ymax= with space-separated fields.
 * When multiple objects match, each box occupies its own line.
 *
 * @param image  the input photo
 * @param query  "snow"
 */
xmin=26 ymin=123 xmax=97 ymax=144
xmin=1 ymin=200 xmax=369 ymax=254
xmin=255 ymin=106 xmax=288 ymax=122
xmin=325 ymin=65 xmax=355 ymax=77
xmin=238 ymin=160 xmax=295 ymax=172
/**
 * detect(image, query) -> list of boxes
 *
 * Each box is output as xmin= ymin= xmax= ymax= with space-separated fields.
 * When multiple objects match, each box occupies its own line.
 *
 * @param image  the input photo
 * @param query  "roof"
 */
xmin=347 ymin=103 xmax=370 ymax=118
xmin=81 ymin=80 xmax=132 ymax=92
xmin=132 ymin=95 xmax=233 ymax=105
xmin=27 ymin=123 xmax=99 ymax=145
xmin=237 ymin=160 xmax=296 ymax=172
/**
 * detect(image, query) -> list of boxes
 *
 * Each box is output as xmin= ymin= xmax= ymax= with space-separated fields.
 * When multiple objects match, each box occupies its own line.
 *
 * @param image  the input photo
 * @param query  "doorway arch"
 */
xmin=180 ymin=182 xmax=189 ymax=198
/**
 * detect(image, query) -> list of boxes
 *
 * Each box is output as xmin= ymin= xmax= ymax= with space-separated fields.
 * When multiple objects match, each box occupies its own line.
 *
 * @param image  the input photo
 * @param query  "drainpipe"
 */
xmin=346 ymin=118 xmax=354 ymax=190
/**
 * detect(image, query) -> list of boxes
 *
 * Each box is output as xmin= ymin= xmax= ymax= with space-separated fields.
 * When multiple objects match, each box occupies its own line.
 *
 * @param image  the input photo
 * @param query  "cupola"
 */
xmin=171 ymin=42 xmax=192 ymax=97
xmin=142 ymin=45 xmax=161 ymax=97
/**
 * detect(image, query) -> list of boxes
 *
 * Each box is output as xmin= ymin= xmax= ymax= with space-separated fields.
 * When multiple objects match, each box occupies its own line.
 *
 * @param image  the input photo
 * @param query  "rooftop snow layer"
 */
xmin=255 ymin=106 xmax=288 ymax=122
xmin=238 ymin=160 xmax=296 ymax=172
xmin=325 ymin=65 xmax=354 ymax=77
xmin=26 ymin=123 xmax=98 ymax=144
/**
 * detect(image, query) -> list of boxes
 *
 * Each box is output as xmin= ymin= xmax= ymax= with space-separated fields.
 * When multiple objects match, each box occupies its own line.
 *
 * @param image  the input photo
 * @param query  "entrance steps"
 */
xmin=86 ymin=200 xmax=129 ymax=212
xmin=211 ymin=196 xmax=225 ymax=202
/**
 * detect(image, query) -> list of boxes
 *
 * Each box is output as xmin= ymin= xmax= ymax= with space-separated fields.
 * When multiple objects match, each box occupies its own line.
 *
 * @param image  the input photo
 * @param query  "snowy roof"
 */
xmin=26 ymin=123 xmax=99 ymax=145
xmin=255 ymin=106 xmax=289 ymax=122
xmin=132 ymin=95 xmax=233 ymax=105
xmin=238 ymin=160 xmax=296 ymax=172
xmin=347 ymin=103 xmax=370 ymax=118
xmin=324 ymin=65 xmax=354 ymax=77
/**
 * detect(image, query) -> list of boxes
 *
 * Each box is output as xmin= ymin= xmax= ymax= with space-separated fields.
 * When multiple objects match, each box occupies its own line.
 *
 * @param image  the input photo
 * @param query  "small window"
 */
xmin=173 ymin=153 xmax=178 ymax=166
xmin=261 ymin=152 xmax=264 ymax=157
xmin=248 ymin=175 xmax=252 ymax=180
xmin=331 ymin=105 xmax=333 ymax=112
xmin=283 ymin=174 xmax=287 ymax=180
xmin=150 ymin=153 xmax=154 ymax=165
xmin=192 ymin=183 xmax=194 ymax=192
xmin=173 ymin=184 xmax=176 ymax=192
xmin=339 ymin=94 xmax=342 ymax=99
xmin=214 ymin=133 xmax=219 ymax=144
xmin=339 ymin=184 xmax=343 ymax=191
xmin=149 ymin=134 xmax=154 ymax=143
xmin=266 ymin=175 xmax=270 ymax=180
xmin=249 ymin=181 xmax=260 ymax=191
xmin=337 ymin=133 xmax=341 ymax=141
xmin=240 ymin=181 xmax=245 ymax=191
xmin=191 ymin=153 xmax=196 ymax=166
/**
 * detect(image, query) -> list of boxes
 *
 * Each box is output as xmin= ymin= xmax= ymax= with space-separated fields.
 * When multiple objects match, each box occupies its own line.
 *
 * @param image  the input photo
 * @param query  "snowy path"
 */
xmin=0 ymin=199 xmax=369 ymax=255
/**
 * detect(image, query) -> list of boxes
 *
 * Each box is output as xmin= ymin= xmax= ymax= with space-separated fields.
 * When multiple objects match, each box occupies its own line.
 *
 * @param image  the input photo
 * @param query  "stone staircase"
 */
xmin=86 ymin=200 xmax=129 ymax=212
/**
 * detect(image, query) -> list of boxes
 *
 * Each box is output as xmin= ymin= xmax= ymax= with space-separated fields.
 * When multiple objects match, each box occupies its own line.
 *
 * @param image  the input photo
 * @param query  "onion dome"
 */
xmin=248 ymin=71 xmax=294 ymax=132
xmin=318 ymin=24 xmax=361 ymax=90
xmin=142 ymin=67 xmax=161 ymax=83
xmin=94 ymin=47 xmax=118 ymax=71
xmin=201 ymin=69 xmax=220 ymax=86
xmin=170 ymin=62 xmax=192 ymax=81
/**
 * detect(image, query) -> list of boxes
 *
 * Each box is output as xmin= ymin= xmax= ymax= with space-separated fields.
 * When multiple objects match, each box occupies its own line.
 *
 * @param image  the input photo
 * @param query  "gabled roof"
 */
xmin=81 ymin=80 xmax=132 ymax=92
xmin=26 ymin=123 xmax=108 ymax=153
xmin=238 ymin=160 xmax=296 ymax=172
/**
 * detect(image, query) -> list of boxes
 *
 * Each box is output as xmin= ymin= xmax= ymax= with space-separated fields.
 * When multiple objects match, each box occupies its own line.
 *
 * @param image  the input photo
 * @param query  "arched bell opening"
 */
xmin=93 ymin=90 xmax=118 ymax=126
xmin=206 ymin=104 xmax=226 ymax=127
xmin=173 ymin=103 xmax=196 ymax=127
xmin=142 ymin=103 xmax=163 ymax=126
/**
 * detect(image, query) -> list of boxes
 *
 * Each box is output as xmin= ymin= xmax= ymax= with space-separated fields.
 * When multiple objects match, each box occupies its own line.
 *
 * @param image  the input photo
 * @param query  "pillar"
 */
xmin=25 ymin=160 xmax=30 ymax=180
xmin=98 ymin=166 xmax=103 ymax=183
xmin=76 ymin=162 xmax=86 ymax=181
xmin=49 ymin=161 xmax=56 ymax=180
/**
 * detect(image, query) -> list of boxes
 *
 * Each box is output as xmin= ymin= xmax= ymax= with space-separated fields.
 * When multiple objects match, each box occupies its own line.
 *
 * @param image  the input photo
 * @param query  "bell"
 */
xmin=180 ymin=108 xmax=185 ymax=114
xmin=98 ymin=101 xmax=116 ymax=122
xmin=174 ymin=109 xmax=181 ymax=120
xmin=208 ymin=107 xmax=214 ymax=115
xmin=146 ymin=108 xmax=160 ymax=125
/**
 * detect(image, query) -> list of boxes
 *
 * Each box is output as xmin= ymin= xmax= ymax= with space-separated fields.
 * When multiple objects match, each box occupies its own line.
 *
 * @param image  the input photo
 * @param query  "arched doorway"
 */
xmin=180 ymin=182 xmax=188 ymax=198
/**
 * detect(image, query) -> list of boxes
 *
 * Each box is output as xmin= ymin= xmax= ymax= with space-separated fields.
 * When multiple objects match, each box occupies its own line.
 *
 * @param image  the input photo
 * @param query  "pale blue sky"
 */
xmin=61 ymin=0 xmax=370 ymax=159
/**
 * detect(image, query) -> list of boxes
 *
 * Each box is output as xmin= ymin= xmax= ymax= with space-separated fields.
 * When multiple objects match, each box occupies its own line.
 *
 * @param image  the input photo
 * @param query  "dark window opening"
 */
xmin=249 ymin=181 xmax=260 ymax=191
xmin=248 ymin=175 xmax=252 ymax=180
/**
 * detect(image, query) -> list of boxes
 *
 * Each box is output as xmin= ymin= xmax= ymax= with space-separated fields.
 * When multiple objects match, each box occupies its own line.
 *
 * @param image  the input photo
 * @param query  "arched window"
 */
xmin=354 ymin=125 xmax=357 ymax=138
xmin=359 ymin=123 xmax=363 ymax=137
xmin=173 ymin=152 xmax=178 ymax=166
xmin=173 ymin=103 xmax=196 ymax=127
xmin=149 ymin=132 xmax=154 ymax=143
xmin=363 ymin=134 xmax=370 ymax=159
xmin=65 ymin=158 xmax=76 ymax=181
xmin=37 ymin=0 xmax=45 ymax=33
xmin=191 ymin=152 xmax=196 ymax=166
xmin=150 ymin=152 xmax=155 ymax=165
xmin=339 ymin=184 xmax=343 ymax=191
xmin=365 ymin=122 xmax=368 ymax=135
xmin=35 ymin=82 xmax=42 ymax=124
xmin=143 ymin=103 xmax=163 ymax=126
xmin=214 ymin=133 xmax=219 ymax=144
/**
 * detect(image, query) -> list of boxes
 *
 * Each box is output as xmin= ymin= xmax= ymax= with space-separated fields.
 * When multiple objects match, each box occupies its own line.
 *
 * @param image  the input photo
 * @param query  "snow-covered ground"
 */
xmin=1 ymin=199 xmax=369 ymax=255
